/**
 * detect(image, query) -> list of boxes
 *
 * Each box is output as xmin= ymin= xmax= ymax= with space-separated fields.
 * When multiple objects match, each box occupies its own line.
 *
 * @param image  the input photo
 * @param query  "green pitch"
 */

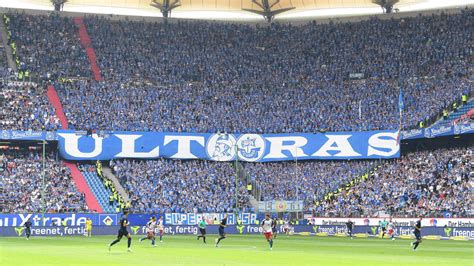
xmin=1 ymin=235 xmax=473 ymax=265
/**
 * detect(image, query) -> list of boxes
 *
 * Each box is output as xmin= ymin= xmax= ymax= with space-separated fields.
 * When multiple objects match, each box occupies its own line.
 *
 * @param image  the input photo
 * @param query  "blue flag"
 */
xmin=398 ymin=90 xmax=404 ymax=112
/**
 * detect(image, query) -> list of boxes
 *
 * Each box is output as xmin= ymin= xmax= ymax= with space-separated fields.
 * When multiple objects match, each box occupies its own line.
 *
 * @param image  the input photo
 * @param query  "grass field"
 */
xmin=1 ymin=234 xmax=473 ymax=266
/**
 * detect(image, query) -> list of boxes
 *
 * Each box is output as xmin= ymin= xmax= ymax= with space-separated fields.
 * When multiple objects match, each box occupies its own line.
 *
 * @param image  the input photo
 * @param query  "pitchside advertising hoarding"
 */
xmin=1 ymin=214 xmax=473 ymax=239
xmin=2 ymin=224 xmax=474 ymax=239
xmin=1 ymin=214 xmax=472 ymax=228
xmin=0 ymin=213 xmax=257 ymax=227
xmin=307 ymin=217 xmax=474 ymax=228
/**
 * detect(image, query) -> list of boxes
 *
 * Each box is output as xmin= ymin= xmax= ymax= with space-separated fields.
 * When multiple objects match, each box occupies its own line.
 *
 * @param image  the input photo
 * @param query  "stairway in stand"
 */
xmin=74 ymin=17 xmax=102 ymax=81
xmin=46 ymin=84 xmax=103 ymax=212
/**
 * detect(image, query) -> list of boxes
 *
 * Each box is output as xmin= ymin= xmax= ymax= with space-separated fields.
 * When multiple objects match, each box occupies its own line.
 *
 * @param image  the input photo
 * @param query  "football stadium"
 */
xmin=0 ymin=0 xmax=473 ymax=265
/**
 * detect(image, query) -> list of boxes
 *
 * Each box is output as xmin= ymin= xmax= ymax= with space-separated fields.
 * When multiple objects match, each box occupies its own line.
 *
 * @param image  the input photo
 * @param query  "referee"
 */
xmin=197 ymin=218 xmax=207 ymax=244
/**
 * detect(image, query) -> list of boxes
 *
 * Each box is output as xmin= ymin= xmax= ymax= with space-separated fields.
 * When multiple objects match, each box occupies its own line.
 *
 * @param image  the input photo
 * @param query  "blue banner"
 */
xmin=0 ymin=213 xmax=257 ymax=227
xmin=0 ymin=130 xmax=57 ymax=141
xmin=0 ymin=213 xmax=119 ymax=227
xmin=56 ymin=130 xmax=401 ymax=161
xmin=401 ymin=122 xmax=474 ymax=140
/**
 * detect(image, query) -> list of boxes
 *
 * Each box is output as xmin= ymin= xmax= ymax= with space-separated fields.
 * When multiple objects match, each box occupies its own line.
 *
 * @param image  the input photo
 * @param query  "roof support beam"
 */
xmin=151 ymin=0 xmax=181 ymax=18
xmin=51 ymin=0 xmax=68 ymax=11
xmin=372 ymin=0 xmax=399 ymax=14
xmin=242 ymin=0 xmax=295 ymax=23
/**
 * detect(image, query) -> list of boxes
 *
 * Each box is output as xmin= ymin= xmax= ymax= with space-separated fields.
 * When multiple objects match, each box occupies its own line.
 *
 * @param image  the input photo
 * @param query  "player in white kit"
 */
xmin=139 ymin=216 xmax=157 ymax=246
xmin=261 ymin=214 xmax=274 ymax=250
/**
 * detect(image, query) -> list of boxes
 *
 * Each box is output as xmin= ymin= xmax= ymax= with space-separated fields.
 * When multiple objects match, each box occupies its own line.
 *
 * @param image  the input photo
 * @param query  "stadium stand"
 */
xmin=0 ymin=82 xmax=61 ymax=131
xmin=241 ymin=160 xmax=376 ymax=209
xmin=0 ymin=9 xmax=472 ymax=216
xmin=110 ymin=159 xmax=251 ymax=213
xmin=56 ymin=77 xmax=469 ymax=133
xmin=8 ymin=13 xmax=90 ymax=79
xmin=2 ymin=10 xmax=471 ymax=133
xmin=80 ymin=164 xmax=117 ymax=213
xmin=316 ymin=146 xmax=473 ymax=217
xmin=435 ymin=100 xmax=474 ymax=126
xmin=0 ymin=149 xmax=89 ymax=213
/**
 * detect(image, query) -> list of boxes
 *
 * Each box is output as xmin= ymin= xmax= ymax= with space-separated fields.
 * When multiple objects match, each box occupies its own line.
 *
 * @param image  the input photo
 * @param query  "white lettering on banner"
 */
xmin=367 ymin=132 xmax=399 ymax=156
xmin=452 ymin=229 xmax=474 ymax=237
xmin=58 ymin=133 xmax=103 ymax=158
xmin=460 ymin=123 xmax=474 ymax=134
xmin=18 ymin=214 xmax=32 ymax=226
xmin=308 ymin=217 xmax=474 ymax=227
xmin=264 ymin=136 xmax=308 ymax=159
xmin=312 ymin=135 xmax=361 ymax=157
xmin=162 ymin=213 xmax=256 ymax=225
xmin=402 ymin=129 xmax=423 ymax=139
xmin=164 ymin=135 xmax=205 ymax=159
xmin=431 ymin=126 xmax=452 ymax=136
xmin=115 ymin=134 xmax=160 ymax=158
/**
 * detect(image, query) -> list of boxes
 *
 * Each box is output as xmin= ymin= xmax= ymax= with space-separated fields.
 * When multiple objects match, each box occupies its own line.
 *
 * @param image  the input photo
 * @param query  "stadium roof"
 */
xmin=1 ymin=0 xmax=472 ymax=20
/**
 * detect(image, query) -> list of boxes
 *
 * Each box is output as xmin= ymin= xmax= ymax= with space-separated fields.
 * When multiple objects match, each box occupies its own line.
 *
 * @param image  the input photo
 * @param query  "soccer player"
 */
xmin=85 ymin=218 xmax=92 ymax=238
xmin=261 ymin=214 xmax=274 ymax=250
xmin=197 ymin=218 xmax=207 ymax=244
xmin=346 ymin=219 xmax=354 ymax=239
xmin=283 ymin=219 xmax=290 ymax=236
xmin=388 ymin=219 xmax=396 ymax=241
xmin=411 ymin=218 xmax=422 ymax=251
xmin=109 ymin=210 xmax=132 ymax=252
xmin=139 ymin=216 xmax=157 ymax=247
xmin=271 ymin=217 xmax=278 ymax=239
xmin=215 ymin=214 xmax=228 ymax=247
xmin=379 ymin=219 xmax=388 ymax=238
xmin=24 ymin=219 xmax=32 ymax=240
xmin=157 ymin=216 xmax=164 ymax=242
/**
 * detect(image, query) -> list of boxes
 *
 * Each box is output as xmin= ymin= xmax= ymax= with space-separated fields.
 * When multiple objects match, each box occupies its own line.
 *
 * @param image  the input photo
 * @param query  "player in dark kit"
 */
xmin=215 ymin=214 xmax=228 ymax=247
xmin=346 ymin=219 xmax=354 ymax=239
xmin=271 ymin=218 xmax=278 ymax=239
xmin=411 ymin=218 xmax=422 ymax=251
xmin=379 ymin=219 xmax=388 ymax=238
xmin=24 ymin=219 xmax=32 ymax=240
xmin=109 ymin=210 xmax=133 ymax=252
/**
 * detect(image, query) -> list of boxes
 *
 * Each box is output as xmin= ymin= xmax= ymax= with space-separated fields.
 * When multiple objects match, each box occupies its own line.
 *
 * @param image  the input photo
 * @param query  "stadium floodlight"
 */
xmin=150 ymin=0 xmax=182 ymax=18
xmin=242 ymin=0 xmax=295 ymax=23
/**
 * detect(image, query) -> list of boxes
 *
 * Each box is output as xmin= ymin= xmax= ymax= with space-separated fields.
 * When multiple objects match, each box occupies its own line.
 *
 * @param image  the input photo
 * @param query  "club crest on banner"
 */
xmin=236 ymin=134 xmax=266 ymax=162
xmin=275 ymin=201 xmax=288 ymax=212
xmin=206 ymin=134 xmax=236 ymax=161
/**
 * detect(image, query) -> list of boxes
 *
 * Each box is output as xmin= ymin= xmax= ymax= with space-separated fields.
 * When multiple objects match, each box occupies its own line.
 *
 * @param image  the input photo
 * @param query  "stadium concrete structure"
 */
xmin=0 ymin=2 xmax=473 ymax=265
xmin=2 ymin=0 xmax=474 ymax=20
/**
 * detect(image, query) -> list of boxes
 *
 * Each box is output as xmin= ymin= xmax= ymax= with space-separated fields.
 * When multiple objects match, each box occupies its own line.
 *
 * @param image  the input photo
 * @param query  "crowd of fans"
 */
xmin=242 ymin=160 xmax=375 ymax=209
xmin=2 ymin=10 xmax=471 ymax=132
xmin=0 ymin=149 xmax=89 ymax=213
xmin=84 ymin=11 xmax=472 ymax=83
xmin=110 ymin=159 xmax=250 ymax=213
xmin=0 ymin=83 xmax=61 ymax=131
xmin=0 ymin=10 xmax=472 ymax=216
xmin=57 ymin=77 xmax=470 ymax=133
xmin=316 ymin=146 xmax=473 ymax=217
xmin=8 ymin=13 xmax=90 ymax=79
